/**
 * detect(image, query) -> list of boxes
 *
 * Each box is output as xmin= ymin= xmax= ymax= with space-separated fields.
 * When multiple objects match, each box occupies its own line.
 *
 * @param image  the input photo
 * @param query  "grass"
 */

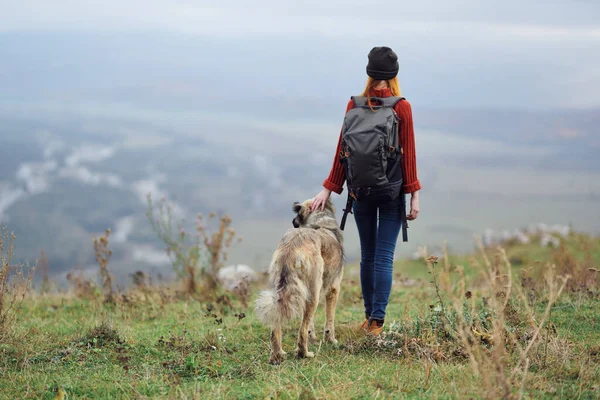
xmin=1 ymin=235 xmax=599 ymax=399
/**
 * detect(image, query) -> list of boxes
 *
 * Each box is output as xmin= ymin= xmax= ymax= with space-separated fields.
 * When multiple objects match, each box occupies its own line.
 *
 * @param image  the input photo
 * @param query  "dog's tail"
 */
xmin=255 ymin=260 xmax=308 ymax=327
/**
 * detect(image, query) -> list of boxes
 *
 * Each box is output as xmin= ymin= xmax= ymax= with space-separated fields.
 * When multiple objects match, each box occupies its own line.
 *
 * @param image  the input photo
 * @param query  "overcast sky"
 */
xmin=2 ymin=1 xmax=600 ymax=34
xmin=1 ymin=1 xmax=599 ymax=109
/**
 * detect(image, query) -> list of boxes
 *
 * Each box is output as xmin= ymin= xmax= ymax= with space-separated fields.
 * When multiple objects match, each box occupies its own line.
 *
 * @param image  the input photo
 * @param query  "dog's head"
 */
xmin=292 ymin=199 xmax=336 ymax=228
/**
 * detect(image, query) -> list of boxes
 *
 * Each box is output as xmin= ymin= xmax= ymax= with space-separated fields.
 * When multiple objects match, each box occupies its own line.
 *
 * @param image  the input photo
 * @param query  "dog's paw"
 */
xmin=296 ymin=349 xmax=315 ymax=359
xmin=324 ymin=329 xmax=337 ymax=344
xmin=269 ymin=351 xmax=286 ymax=365
xmin=269 ymin=355 xmax=284 ymax=365
xmin=326 ymin=337 xmax=338 ymax=345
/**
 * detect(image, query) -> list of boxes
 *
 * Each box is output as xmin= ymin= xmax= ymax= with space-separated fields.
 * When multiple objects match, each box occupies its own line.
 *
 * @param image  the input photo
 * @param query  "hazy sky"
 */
xmin=1 ymin=1 xmax=600 ymax=109
xmin=2 ymin=1 xmax=600 ymax=35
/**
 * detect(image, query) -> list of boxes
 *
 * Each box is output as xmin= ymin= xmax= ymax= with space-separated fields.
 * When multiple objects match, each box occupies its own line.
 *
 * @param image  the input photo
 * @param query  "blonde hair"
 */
xmin=362 ymin=77 xmax=401 ymax=110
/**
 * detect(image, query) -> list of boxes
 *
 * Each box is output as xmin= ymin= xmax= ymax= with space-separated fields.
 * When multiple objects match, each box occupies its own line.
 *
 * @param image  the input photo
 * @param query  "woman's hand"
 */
xmin=407 ymin=191 xmax=420 ymax=221
xmin=311 ymin=188 xmax=332 ymax=211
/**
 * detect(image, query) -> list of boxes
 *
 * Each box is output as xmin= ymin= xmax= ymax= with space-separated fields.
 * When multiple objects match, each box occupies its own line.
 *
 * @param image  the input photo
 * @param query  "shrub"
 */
xmin=146 ymin=194 xmax=239 ymax=297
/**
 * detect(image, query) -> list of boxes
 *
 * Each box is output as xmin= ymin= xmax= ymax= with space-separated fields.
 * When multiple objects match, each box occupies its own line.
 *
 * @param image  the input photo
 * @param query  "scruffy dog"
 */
xmin=255 ymin=199 xmax=344 ymax=364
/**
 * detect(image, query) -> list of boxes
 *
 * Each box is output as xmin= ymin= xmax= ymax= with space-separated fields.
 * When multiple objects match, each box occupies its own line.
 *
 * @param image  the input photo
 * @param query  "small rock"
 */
xmin=218 ymin=264 xmax=257 ymax=291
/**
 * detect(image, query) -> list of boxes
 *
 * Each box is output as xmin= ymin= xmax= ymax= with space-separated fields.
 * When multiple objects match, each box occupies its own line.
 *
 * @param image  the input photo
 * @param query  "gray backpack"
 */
xmin=339 ymin=96 xmax=408 ymax=241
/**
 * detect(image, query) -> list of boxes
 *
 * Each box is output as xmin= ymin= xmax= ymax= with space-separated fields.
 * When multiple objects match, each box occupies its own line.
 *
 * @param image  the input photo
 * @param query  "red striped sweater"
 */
xmin=323 ymin=87 xmax=422 ymax=194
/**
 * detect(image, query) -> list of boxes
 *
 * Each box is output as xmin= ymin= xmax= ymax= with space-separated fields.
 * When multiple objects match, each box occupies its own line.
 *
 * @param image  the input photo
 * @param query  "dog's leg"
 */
xmin=324 ymin=279 xmax=341 ymax=344
xmin=297 ymin=279 xmax=322 ymax=359
xmin=308 ymin=320 xmax=317 ymax=342
xmin=297 ymin=297 xmax=319 ymax=358
xmin=269 ymin=325 xmax=286 ymax=365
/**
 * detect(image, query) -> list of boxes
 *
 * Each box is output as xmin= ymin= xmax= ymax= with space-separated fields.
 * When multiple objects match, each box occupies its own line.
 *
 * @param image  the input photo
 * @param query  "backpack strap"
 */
xmin=339 ymin=193 xmax=354 ymax=231
xmin=401 ymin=192 xmax=408 ymax=242
xmin=382 ymin=96 xmax=405 ymax=108
xmin=351 ymin=96 xmax=367 ymax=107
xmin=351 ymin=96 xmax=405 ymax=109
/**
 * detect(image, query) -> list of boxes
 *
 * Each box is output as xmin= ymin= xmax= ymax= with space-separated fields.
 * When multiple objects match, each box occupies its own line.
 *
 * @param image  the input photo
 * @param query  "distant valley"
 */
xmin=0 ymin=100 xmax=598 ymax=286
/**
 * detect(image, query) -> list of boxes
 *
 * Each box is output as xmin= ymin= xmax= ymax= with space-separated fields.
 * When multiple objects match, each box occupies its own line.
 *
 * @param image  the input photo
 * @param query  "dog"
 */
xmin=255 ymin=198 xmax=344 ymax=364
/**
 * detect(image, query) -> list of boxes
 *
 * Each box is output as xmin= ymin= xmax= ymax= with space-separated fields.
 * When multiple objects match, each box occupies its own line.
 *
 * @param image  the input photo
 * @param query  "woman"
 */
xmin=311 ymin=46 xmax=421 ymax=336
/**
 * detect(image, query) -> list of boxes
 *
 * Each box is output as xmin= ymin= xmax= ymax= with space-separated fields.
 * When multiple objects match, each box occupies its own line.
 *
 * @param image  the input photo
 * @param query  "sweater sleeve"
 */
xmin=322 ymin=100 xmax=354 ymax=194
xmin=396 ymin=100 xmax=422 ymax=193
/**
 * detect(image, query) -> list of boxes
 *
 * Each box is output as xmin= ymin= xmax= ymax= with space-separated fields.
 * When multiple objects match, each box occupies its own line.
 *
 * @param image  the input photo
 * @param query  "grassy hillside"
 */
xmin=1 ymin=234 xmax=599 ymax=399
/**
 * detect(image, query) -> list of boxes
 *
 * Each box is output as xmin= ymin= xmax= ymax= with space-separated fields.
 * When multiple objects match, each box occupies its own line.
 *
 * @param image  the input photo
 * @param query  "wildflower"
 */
xmin=426 ymin=255 xmax=439 ymax=264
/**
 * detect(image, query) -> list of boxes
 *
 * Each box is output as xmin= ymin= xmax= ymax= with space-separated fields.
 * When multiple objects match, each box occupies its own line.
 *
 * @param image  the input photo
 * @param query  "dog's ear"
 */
xmin=292 ymin=202 xmax=302 ymax=213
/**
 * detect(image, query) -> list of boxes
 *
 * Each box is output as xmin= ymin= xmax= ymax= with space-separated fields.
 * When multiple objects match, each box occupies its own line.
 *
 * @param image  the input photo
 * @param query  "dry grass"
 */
xmin=66 ymin=266 xmax=97 ymax=299
xmin=450 ymin=240 xmax=569 ymax=399
xmin=130 ymin=270 xmax=153 ymax=289
xmin=232 ymin=276 xmax=251 ymax=309
xmin=0 ymin=227 xmax=35 ymax=340
xmin=344 ymin=236 xmax=586 ymax=399
xmin=93 ymin=228 xmax=115 ymax=303
xmin=38 ymin=250 xmax=51 ymax=295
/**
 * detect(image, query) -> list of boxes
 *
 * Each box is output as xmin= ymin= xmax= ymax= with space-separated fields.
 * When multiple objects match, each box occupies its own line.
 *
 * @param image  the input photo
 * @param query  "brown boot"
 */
xmin=366 ymin=319 xmax=384 ymax=336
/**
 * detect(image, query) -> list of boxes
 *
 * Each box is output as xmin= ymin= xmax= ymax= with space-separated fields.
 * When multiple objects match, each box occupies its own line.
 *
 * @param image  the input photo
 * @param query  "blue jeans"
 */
xmin=353 ymin=198 xmax=404 ymax=321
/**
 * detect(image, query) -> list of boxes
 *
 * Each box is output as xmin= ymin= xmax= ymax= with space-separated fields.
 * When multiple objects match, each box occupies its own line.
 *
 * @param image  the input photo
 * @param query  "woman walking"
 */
xmin=311 ymin=46 xmax=421 ymax=336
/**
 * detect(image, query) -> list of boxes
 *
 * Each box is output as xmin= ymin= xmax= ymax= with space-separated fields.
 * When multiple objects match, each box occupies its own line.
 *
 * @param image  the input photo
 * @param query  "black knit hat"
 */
xmin=366 ymin=46 xmax=399 ymax=80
